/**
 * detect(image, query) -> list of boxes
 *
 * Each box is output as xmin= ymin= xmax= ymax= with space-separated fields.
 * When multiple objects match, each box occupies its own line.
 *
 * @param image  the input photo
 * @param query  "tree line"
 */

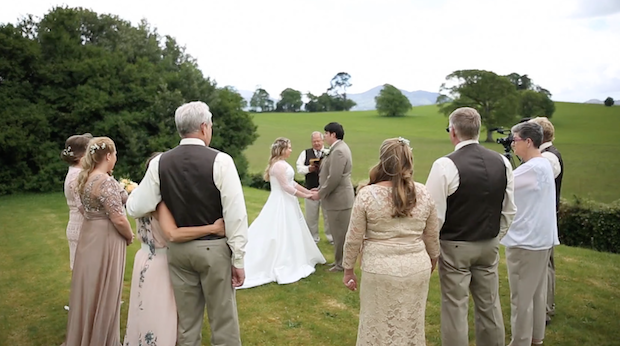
xmin=0 ymin=7 xmax=257 ymax=195
xmin=249 ymin=72 xmax=357 ymax=113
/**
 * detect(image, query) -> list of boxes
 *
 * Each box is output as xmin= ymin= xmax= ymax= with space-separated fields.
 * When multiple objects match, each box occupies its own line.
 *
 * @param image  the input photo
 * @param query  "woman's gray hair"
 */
xmin=175 ymin=101 xmax=213 ymax=137
xmin=511 ymin=122 xmax=544 ymax=148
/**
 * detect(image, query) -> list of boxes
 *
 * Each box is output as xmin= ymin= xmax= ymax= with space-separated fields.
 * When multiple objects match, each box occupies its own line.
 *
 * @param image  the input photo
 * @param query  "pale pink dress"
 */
xmin=123 ymin=216 xmax=177 ymax=346
xmin=62 ymin=174 xmax=128 ymax=346
xmin=64 ymin=165 xmax=84 ymax=270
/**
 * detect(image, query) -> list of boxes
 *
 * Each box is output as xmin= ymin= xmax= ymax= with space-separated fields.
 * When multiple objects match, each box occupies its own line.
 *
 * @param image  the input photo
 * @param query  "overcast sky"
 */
xmin=2 ymin=0 xmax=619 ymax=102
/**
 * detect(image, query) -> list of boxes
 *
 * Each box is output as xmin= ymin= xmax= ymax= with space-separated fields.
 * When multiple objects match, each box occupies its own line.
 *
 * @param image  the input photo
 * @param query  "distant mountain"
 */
xmin=584 ymin=99 xmax=604 ymax=104
xmin=237 ymin=89 xmax=254 ymax=102
xmin=347 ymin=86 xmax=441 ymax=111
xmin=236 ymin=86 xmax=441 ymax=111
xmin=584 ymin=99 xmax=619 ymax=105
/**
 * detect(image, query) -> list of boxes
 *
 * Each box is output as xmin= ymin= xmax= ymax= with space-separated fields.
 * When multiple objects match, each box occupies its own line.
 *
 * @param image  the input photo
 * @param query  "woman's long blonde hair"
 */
xmin=368 ymin=138 xmax=416 ymax=217
xmin=76 ymin=137 xmax=116 ymax=195
xmin=263 ymin=137 xmax=291 ymax=181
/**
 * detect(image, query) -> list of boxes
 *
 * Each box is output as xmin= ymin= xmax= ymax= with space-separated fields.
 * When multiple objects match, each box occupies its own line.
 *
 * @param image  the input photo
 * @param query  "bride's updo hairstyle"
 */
xmin=263 ymin=137 xmax=291 ymax=182
xmin=368 ymin=137 xmax=417 ymax=218
xmin=77 ymin=137 xmax=116 ymax=195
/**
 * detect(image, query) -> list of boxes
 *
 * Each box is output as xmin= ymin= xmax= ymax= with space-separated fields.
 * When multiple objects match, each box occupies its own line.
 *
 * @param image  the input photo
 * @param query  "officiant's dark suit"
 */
xmin=318 ymin=122 xmax=354 ymax=272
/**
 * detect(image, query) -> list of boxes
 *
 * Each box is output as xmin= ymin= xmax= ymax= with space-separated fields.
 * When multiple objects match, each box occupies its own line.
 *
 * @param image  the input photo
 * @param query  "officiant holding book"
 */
xmin=296 ymin=131 xmax=333 ymax=244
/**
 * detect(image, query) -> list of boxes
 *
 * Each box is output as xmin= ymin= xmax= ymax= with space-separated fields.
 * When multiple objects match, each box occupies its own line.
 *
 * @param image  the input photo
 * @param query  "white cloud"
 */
xmin=1 ymin=0 xmax=618 ymax=102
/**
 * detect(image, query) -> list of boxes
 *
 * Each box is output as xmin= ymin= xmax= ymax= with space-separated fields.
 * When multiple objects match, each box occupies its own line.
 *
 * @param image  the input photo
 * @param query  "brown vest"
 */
xmin=304 ymin=148 xmax=320 ymax=189
xmin=159 ymin=144 xmax=224 ymax=240
xmin=541 ymin=145 xmax=563 ymax=211
xmin=441 ymin=144 xmax=507 ymax=241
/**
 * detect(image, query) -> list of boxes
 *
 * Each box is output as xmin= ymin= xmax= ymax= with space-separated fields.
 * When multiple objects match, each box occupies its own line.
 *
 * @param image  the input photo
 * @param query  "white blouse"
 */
xmin=501 ymin=157 xmax=560 ymax=250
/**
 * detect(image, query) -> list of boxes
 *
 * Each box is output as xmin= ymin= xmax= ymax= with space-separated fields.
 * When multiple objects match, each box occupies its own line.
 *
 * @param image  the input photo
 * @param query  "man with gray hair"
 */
xmin=127 ymin=101 xmax=248 ymax=346
xmin=426 ymin=107 xmax=516 ymax=346
xmin=296 ymin=131 xmax=333 ymax=244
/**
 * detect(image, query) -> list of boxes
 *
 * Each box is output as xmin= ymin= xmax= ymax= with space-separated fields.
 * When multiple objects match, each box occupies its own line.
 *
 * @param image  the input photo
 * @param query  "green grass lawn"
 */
xmin=1 ymin=191 xmax=619 ymax=345
xmin=244 ymin=102 xmax=620 ymax=203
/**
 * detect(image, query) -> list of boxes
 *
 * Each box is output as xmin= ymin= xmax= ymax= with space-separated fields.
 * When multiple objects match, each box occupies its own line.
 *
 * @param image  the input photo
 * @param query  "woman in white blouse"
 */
xmin=501 ymin=122 xmax=560 ymax=346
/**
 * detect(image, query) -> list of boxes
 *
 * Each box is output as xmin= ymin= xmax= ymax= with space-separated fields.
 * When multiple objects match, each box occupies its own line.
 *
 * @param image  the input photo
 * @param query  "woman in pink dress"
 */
xmin=123 ymin=154 xmax=227 ymax=346
xmin=61 ymin=133 xmax=93 ymax=270
xmin=62 ymin=137 xmax=135 ymax=346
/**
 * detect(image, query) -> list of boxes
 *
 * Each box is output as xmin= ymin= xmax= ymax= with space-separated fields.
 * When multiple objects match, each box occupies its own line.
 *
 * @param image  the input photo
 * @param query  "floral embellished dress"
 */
xmin=62 ymin=174 xmax=128 ymax=346
xmin=124 ymin=215 xmax=177 ymax=346
xmin=343 ymin=183 xmax=440 ymax=346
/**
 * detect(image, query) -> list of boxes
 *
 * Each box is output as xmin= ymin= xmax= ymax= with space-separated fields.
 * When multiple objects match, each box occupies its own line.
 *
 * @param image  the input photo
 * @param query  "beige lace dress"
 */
xmin=62 ymin=174 xmax=128 ymax=346
xmin=64 ymin=165 xmax=84 ymax=270
xmin=343 ymin=183 xmax=440 ymax=346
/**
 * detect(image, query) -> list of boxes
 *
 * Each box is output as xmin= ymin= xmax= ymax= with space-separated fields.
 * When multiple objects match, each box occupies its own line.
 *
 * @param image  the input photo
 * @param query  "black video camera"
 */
xmin=495 ymin=129 xmax=513 ymax=153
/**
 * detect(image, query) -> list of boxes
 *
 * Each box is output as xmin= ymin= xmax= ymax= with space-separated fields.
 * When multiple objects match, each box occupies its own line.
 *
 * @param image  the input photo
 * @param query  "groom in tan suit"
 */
xmin=311 ymin=122 xmax=354 ymax=272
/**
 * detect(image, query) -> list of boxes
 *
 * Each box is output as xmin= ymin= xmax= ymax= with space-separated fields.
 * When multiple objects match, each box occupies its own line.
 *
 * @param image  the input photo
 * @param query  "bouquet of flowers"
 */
xmin=119 ymin=178 xmax=139 ymax=194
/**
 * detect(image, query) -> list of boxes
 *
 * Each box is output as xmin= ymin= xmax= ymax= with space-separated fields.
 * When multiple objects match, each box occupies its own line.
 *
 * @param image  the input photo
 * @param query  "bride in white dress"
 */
xmin=239 ymin=137 xmax=326 ymax=289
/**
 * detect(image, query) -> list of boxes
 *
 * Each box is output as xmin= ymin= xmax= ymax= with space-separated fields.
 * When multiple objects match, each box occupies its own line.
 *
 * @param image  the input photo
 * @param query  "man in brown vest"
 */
xmin=529 ymin=117 xmax=563 ymax=325
xmin=127 ymin=101 xmax=248 ymax=346
xmin=296 ymin=131 xmax=332 ymax=244
xmin=426 ymin=107 xmax=516 ymax=346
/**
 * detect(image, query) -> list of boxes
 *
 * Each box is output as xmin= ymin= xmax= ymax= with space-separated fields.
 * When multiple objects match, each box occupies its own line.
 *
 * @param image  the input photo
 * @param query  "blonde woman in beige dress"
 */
xmin=123 ymin=154 xmax=227 ymax=346
xmin=61 ymin=133 xmax=92 ymax=270
xmin=343 ymin=138 xmax=440 ymax=346
xmin=62 ymin=137 xmax=134 ymax=346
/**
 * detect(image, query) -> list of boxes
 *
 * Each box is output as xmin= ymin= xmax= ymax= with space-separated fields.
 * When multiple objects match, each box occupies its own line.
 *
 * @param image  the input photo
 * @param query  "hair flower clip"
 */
xmin=89 ymin=143 xmax=100 ymax=155
xmin=63 ymin=146 xmax=75 ymax=157
xmin=398 ymin=137 xmax=411 ymax=147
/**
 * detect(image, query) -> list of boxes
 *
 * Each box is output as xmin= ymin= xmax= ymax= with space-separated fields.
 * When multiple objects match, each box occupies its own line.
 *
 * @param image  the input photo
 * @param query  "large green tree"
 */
xmin=437 ymin=70 xmax=519 ymax=142
xmin=276 ymin=88 xmax=303 ymax=112
xmin=375 ymin=84 xmax=412 ymax=117
xmin=506 ymin=72 xmax=555 ymax=118
xmin=249 ymin=88 xmax=274 ymax=112
xmin=604 ymin=97 xmax=615 ymax=107
xmin=0 ymin=6 xmax=257 ymax=195
xmin=329 ymin=72 xmax=352 ymax=103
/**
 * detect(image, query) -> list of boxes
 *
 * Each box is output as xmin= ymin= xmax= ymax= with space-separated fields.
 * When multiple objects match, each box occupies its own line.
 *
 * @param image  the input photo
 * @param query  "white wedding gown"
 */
xmin=238 ymin=160 xmax=326 ymax=289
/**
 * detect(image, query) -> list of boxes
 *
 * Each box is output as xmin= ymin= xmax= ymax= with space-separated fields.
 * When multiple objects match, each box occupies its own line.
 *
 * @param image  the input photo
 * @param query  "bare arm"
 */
xmin=155 ymin=202 xmax=225 ymax=243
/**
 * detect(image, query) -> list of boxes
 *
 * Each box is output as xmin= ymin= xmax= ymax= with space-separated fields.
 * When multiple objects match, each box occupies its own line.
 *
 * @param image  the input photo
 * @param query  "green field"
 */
xmin=1 ymin=102 xmax=619 ymax=345
xmin=1 ymin=191 xmax=619 ymax=345
xmin=244 ymin=102 xmax=620 ymax=203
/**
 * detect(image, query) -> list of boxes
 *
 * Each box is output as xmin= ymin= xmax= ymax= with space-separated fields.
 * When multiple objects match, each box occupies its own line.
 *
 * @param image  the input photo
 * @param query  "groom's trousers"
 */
xmin=325 ymin=208 xmax=352 ymax=269
xmin=167 ymin=238 xmax=241 ymax=346
xmin=439 ymin=237 xmax=505 ymax=346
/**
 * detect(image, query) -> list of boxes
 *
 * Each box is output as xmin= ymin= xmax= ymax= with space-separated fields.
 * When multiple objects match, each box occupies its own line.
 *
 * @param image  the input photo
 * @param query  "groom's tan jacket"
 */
xmin=318 ymin=140 xmax=355 ymax=211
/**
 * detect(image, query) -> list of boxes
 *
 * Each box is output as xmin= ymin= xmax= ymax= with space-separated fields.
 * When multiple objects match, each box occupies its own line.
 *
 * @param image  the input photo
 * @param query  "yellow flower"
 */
xmin=126 ymin=182 xmax=138 ymax=194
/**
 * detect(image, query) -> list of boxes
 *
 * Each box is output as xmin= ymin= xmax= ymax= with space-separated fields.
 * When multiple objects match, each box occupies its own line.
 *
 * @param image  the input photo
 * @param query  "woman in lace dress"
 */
xmin=123 ymin=154 xmax=228 ymax=346
xmin=61 ymin=133 xmax=93 ymax=270
xmin=239 ymin=137 xmax=326 ymax=289
xmin=62 ymin=137 xmax=135 ymax=346
xmin=343 ymin=138 xmax=440 ymax=346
